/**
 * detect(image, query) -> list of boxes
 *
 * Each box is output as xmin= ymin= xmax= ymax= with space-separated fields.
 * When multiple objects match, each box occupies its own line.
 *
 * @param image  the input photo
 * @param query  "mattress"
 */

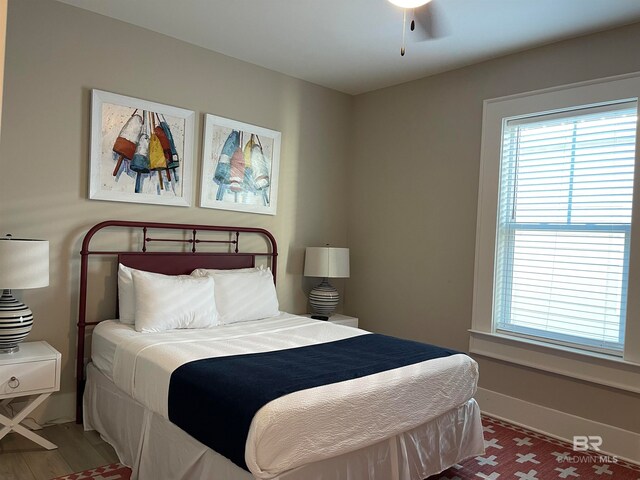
xmin=92 ymin=319 xmax=139 ymax=379
xmin=91 ymin=313 xmax=479 ymax=479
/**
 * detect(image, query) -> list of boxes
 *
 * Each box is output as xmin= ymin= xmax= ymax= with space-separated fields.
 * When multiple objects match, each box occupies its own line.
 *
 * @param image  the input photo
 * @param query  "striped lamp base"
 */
xmin=309 ymin=278 xmax=339 ymax=317
xmin=0 ymin=289 xmax=34 ymax=353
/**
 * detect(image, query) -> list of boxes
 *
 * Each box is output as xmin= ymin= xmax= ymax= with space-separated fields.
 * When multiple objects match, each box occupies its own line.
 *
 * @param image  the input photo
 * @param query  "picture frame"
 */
xmin=89 ymin=89 xmax=195 ymax=207
xmin=200 ymin=114 xmax=281 ymax=215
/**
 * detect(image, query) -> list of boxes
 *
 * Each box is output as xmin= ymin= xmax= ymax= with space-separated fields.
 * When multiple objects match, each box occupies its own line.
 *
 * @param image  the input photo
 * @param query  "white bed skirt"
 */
xmin=84 ymin=363 xmax=485 ymax=480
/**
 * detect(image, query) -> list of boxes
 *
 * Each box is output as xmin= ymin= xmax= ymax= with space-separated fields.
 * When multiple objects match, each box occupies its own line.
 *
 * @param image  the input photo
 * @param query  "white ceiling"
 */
xmin=56 ymin=0 xmax=640 ymax=95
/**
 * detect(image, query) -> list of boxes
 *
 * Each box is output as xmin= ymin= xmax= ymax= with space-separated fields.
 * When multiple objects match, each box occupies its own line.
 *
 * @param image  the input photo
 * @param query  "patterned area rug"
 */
xmin=51 ymin=417 xmax=640 ymax=480
xmin=50 ymin=463 xmax=131 ymax=480
xmin=428 ymin=416 xmax=640 ymax=480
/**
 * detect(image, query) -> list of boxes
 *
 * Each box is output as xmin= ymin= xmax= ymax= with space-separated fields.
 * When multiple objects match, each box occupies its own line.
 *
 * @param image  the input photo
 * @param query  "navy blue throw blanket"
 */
xmin=168 ymin=333 xmax=459 ymax=471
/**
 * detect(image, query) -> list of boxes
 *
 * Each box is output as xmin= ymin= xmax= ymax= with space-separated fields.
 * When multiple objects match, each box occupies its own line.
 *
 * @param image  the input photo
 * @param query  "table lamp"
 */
xmin=0 ymin=235 xmax=49 ymax=353
xmin=304 ymin=247 xmax=349 ymax=320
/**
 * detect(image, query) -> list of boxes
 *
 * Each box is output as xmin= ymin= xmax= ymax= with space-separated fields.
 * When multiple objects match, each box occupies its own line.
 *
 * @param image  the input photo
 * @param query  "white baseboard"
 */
xmin=476 ymin=387 xmax=640 ymax=465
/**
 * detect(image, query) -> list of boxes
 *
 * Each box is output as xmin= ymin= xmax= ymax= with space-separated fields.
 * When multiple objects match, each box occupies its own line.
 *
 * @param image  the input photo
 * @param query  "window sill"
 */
xmin=469 ymin=329 xmax=640 ymax=394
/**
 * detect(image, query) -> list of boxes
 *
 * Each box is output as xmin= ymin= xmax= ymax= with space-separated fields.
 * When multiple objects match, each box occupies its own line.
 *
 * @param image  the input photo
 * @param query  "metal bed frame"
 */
xmin=76 ymin=220 xmax=278 ymax=423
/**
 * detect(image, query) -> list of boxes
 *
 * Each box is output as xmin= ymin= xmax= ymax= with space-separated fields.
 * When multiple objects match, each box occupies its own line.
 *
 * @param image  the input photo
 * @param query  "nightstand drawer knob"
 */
xmin=8 ymin=376 xmax=20 ymax=389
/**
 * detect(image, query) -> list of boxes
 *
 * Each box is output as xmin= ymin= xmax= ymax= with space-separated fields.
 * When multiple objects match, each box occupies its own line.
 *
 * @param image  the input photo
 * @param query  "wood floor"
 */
xmin=0 ymin=423 xmax=119 ymax=480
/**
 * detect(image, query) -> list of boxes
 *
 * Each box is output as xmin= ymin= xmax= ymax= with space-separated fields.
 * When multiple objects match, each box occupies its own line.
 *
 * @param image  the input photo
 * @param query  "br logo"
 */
xmin=573 ymin=435 xmax=603 ymax=451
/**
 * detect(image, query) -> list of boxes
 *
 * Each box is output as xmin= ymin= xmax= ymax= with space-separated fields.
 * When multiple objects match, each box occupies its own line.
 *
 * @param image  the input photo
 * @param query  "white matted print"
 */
xmin=90 ymin=89 xmax=195 ymax=207
xmin=200 ymin=114 xmax=281 ymax=215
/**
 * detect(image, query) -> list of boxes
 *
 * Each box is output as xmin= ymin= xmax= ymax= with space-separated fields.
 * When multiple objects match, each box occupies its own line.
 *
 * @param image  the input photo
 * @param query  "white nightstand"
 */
xmin=0 ymin=341 xmax=61 ymax=450
xmin=302 ymin=313 xmax=359 ymax=328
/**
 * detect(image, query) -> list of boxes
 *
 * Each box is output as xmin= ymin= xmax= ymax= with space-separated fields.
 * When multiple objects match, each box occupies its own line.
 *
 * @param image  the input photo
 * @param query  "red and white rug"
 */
xmin=428 ymin=415 xmax=640 ymax=480
xmin=52 ymin=417 xmax=640 ymax=480
xmin=51 ymin=463 xmax=131 ymax=480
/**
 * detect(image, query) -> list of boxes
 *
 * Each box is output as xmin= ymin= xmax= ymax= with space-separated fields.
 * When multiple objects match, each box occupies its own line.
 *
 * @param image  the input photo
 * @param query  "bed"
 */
xmin=77 ymin=220 xmax=484 ymax=480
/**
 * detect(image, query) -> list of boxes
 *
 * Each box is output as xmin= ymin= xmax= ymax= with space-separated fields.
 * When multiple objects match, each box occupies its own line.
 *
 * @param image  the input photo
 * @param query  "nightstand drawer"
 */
xmin=0 ymin=359 xmax=57 ymax=396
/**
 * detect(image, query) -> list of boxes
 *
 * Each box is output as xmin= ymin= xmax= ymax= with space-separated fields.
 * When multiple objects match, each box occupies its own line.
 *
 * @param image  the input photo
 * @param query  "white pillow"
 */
xmin=132 ymin=270 xmax=218 ymax=333
xmin=214 ymin=269 xmax=279 ymax=324
xmin=117 ymin=264 xmax=136 ymax=324
xmin=191 ymin=266 xmax=263 ymax=277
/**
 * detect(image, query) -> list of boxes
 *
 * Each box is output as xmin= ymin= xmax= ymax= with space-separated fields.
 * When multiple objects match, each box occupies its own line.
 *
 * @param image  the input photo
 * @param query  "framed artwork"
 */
xmin=89 ymin=89 xmax=195 ymax=207
xmin=200 ymin=114 xmax=281 ymax=215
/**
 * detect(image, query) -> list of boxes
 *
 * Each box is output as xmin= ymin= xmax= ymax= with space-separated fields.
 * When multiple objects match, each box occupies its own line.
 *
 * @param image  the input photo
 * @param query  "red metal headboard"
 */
xmin=76 ymin=220 xmax=278 ymax=423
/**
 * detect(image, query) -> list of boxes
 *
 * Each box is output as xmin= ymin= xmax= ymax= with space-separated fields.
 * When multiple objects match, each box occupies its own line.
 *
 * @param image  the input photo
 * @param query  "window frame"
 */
xmin=471 ymin=72 xmax=640 ymax=393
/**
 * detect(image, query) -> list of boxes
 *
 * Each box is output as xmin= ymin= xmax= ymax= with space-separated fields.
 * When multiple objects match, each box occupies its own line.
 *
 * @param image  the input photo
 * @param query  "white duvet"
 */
xmin=94 ymin=313 xmax=479 ymax=480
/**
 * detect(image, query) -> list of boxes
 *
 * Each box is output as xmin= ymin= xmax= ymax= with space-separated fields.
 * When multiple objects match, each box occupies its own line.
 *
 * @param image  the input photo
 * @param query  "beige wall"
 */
xmin=0 ymin=0 xmax=352 ymax=421
xmin=0 ymin=0 xmax=6 ymax=132
xmin=2 ymin=0 xmax=638 ymax=432
xmin=347 ymin=24 xmax=640 ymax=432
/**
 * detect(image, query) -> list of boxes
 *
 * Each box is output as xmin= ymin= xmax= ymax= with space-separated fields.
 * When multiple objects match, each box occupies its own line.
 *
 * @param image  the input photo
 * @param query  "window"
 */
xmin=471 ymin=73 xmax=640 ymax=393
xmin=494 ymin=102 xmax=637 ymax=355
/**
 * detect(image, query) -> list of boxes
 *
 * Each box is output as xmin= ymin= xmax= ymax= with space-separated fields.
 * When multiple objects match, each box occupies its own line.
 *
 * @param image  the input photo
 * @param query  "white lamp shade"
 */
xmin=388 ymin=0 xmax=432 ymax=8
xmin=0 ymin=238 xmax=49 ymax=289
xmin=304 ymin=247 xmax=349 ymax=278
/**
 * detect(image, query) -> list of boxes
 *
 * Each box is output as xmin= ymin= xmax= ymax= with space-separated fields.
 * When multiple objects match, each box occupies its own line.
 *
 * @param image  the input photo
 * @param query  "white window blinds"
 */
xmin=494 ymin=100 xmax=638 ymax=354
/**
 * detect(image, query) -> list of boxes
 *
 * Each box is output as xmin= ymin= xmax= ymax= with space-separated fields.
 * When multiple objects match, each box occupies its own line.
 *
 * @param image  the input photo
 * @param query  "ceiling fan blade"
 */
xmin=412 ymin=1 xmax=448 ymax=40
